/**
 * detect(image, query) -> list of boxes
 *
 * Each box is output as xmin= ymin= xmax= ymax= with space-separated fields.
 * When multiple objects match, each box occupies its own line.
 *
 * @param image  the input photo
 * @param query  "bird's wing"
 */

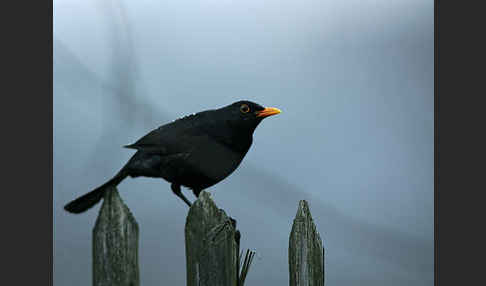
xmin=123 ymin=151 xmax=192 ymax=178
xmin=123 ymin=119 xmax=209 ymax=154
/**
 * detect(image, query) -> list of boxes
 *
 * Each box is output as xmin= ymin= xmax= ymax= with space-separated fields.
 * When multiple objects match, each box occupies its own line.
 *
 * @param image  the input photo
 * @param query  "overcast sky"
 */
xmin=54 ymin=0 xmax=434 ymax=285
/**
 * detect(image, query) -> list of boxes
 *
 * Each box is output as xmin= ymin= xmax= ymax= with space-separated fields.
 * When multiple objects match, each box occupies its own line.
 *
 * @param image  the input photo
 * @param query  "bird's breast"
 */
xmin=185 ymin=137 xmax=248 ymax=184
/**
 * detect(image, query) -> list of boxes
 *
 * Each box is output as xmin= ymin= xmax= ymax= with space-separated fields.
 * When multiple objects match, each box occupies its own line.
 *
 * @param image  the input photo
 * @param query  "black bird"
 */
xmin=64 ymin=100 xmax=281 ymax=213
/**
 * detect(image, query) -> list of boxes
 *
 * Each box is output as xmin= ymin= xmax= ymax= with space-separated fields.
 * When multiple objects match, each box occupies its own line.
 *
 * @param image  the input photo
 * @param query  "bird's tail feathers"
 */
xmin=64 ymin=171 xmax=127 ymax=214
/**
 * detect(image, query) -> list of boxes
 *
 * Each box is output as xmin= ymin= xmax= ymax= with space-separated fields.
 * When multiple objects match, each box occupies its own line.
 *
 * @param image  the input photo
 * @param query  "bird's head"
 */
xmin=220 ymin=100 xmax=281 ymax=135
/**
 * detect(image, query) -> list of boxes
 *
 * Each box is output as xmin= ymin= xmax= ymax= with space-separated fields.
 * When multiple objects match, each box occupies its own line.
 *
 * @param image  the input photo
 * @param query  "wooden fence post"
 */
xmin=185 ymin=191 xmax=238 ymax=286
xmin=93 ymin=186 xmax=140 ymax=286
xmin=289 ymin=200 xmax=324 ymax=286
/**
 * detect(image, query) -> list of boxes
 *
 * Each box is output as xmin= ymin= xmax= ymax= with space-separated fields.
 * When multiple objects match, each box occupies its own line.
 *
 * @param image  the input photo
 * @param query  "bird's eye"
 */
xmin=240 ymin=104 xmax=250 ymax=114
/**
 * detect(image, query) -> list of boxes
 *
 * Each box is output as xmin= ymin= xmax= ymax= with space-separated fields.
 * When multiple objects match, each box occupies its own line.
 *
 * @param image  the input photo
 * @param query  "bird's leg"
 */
xmin=192 ymin=188 xmax=202 ymax=198
xmin=171 ymin=183 xmax=192 ymax=207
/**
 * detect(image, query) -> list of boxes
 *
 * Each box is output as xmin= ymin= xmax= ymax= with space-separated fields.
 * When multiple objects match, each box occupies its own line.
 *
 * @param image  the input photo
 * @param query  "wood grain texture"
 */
xmin=289 ymin=200 xmax=324 ymax=286
xmin=93 ymin=186 xmax=139 ymax=286
xmin=185 ymin=191 xmax=238 ymax=286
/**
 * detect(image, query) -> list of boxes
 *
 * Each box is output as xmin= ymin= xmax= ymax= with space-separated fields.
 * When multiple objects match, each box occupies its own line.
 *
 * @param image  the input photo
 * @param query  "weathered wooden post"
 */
xmin=93 ymin=186 xmax=140 ymax=286
xmin=185 ymin=191 xmax=238 ymax=286
xmin=289 ymin=200 xmax=324 ymax=286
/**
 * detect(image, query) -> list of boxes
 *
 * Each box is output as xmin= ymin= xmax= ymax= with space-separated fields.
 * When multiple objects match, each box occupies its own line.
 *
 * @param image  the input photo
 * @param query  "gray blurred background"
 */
xmin=53 ymin=0 xmax=434 ymax=285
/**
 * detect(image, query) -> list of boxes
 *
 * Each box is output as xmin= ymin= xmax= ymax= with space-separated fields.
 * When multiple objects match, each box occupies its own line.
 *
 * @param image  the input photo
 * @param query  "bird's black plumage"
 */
xmin=64 ymin=100 xmax=281 ymax=213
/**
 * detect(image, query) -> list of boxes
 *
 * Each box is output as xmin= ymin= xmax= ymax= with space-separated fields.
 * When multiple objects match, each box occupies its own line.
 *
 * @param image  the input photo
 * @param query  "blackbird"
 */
xmin=64 ymin=100 xmax=281 ymax=213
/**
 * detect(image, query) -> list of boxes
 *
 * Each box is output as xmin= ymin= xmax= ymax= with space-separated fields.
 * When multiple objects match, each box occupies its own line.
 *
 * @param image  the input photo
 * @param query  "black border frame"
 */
xmin=435 ymin=1 xmax=484 ymax=286
xmin=6 ymin=0 xmax=482 ymax=285
xmin=4 ymin=0 xmax=53 ymax=285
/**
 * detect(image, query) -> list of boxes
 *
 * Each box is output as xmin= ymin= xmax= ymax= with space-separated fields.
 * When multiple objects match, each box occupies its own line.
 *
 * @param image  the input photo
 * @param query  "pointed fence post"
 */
xmin=92 ymin=186 xmax=140 ymax=286
xmin=289 ymin=200 xmax=324 ymax=286
xmin=185 ymin=191 xmax=238 ymax=286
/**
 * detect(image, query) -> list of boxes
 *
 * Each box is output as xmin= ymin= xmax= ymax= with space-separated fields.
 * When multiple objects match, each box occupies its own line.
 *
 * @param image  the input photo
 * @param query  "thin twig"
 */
xmin=239 ymin=249 xmax=256 ymax=286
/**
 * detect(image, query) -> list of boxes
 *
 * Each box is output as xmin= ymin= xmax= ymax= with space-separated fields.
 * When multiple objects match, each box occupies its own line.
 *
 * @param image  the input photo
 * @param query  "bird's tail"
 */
xmin=64 ymin=171 xmax=128 ymax=214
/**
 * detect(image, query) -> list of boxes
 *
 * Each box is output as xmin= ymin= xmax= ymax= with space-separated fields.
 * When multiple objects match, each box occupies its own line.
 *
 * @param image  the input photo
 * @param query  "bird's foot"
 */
xmin=229 ymin=216 xmax=237 ymax=229
xmin=235 ymin=230 xmax=241 ymax=246
xmin=171 ymin=183 xmax=193 ymax=207
xmin=228 ymin=216 xmax=240 ymax=245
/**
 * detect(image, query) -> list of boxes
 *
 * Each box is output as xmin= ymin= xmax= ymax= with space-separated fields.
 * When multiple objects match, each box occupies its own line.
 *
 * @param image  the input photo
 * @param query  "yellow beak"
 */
xmin=256 ymin=107 xmax=281 ymax=118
